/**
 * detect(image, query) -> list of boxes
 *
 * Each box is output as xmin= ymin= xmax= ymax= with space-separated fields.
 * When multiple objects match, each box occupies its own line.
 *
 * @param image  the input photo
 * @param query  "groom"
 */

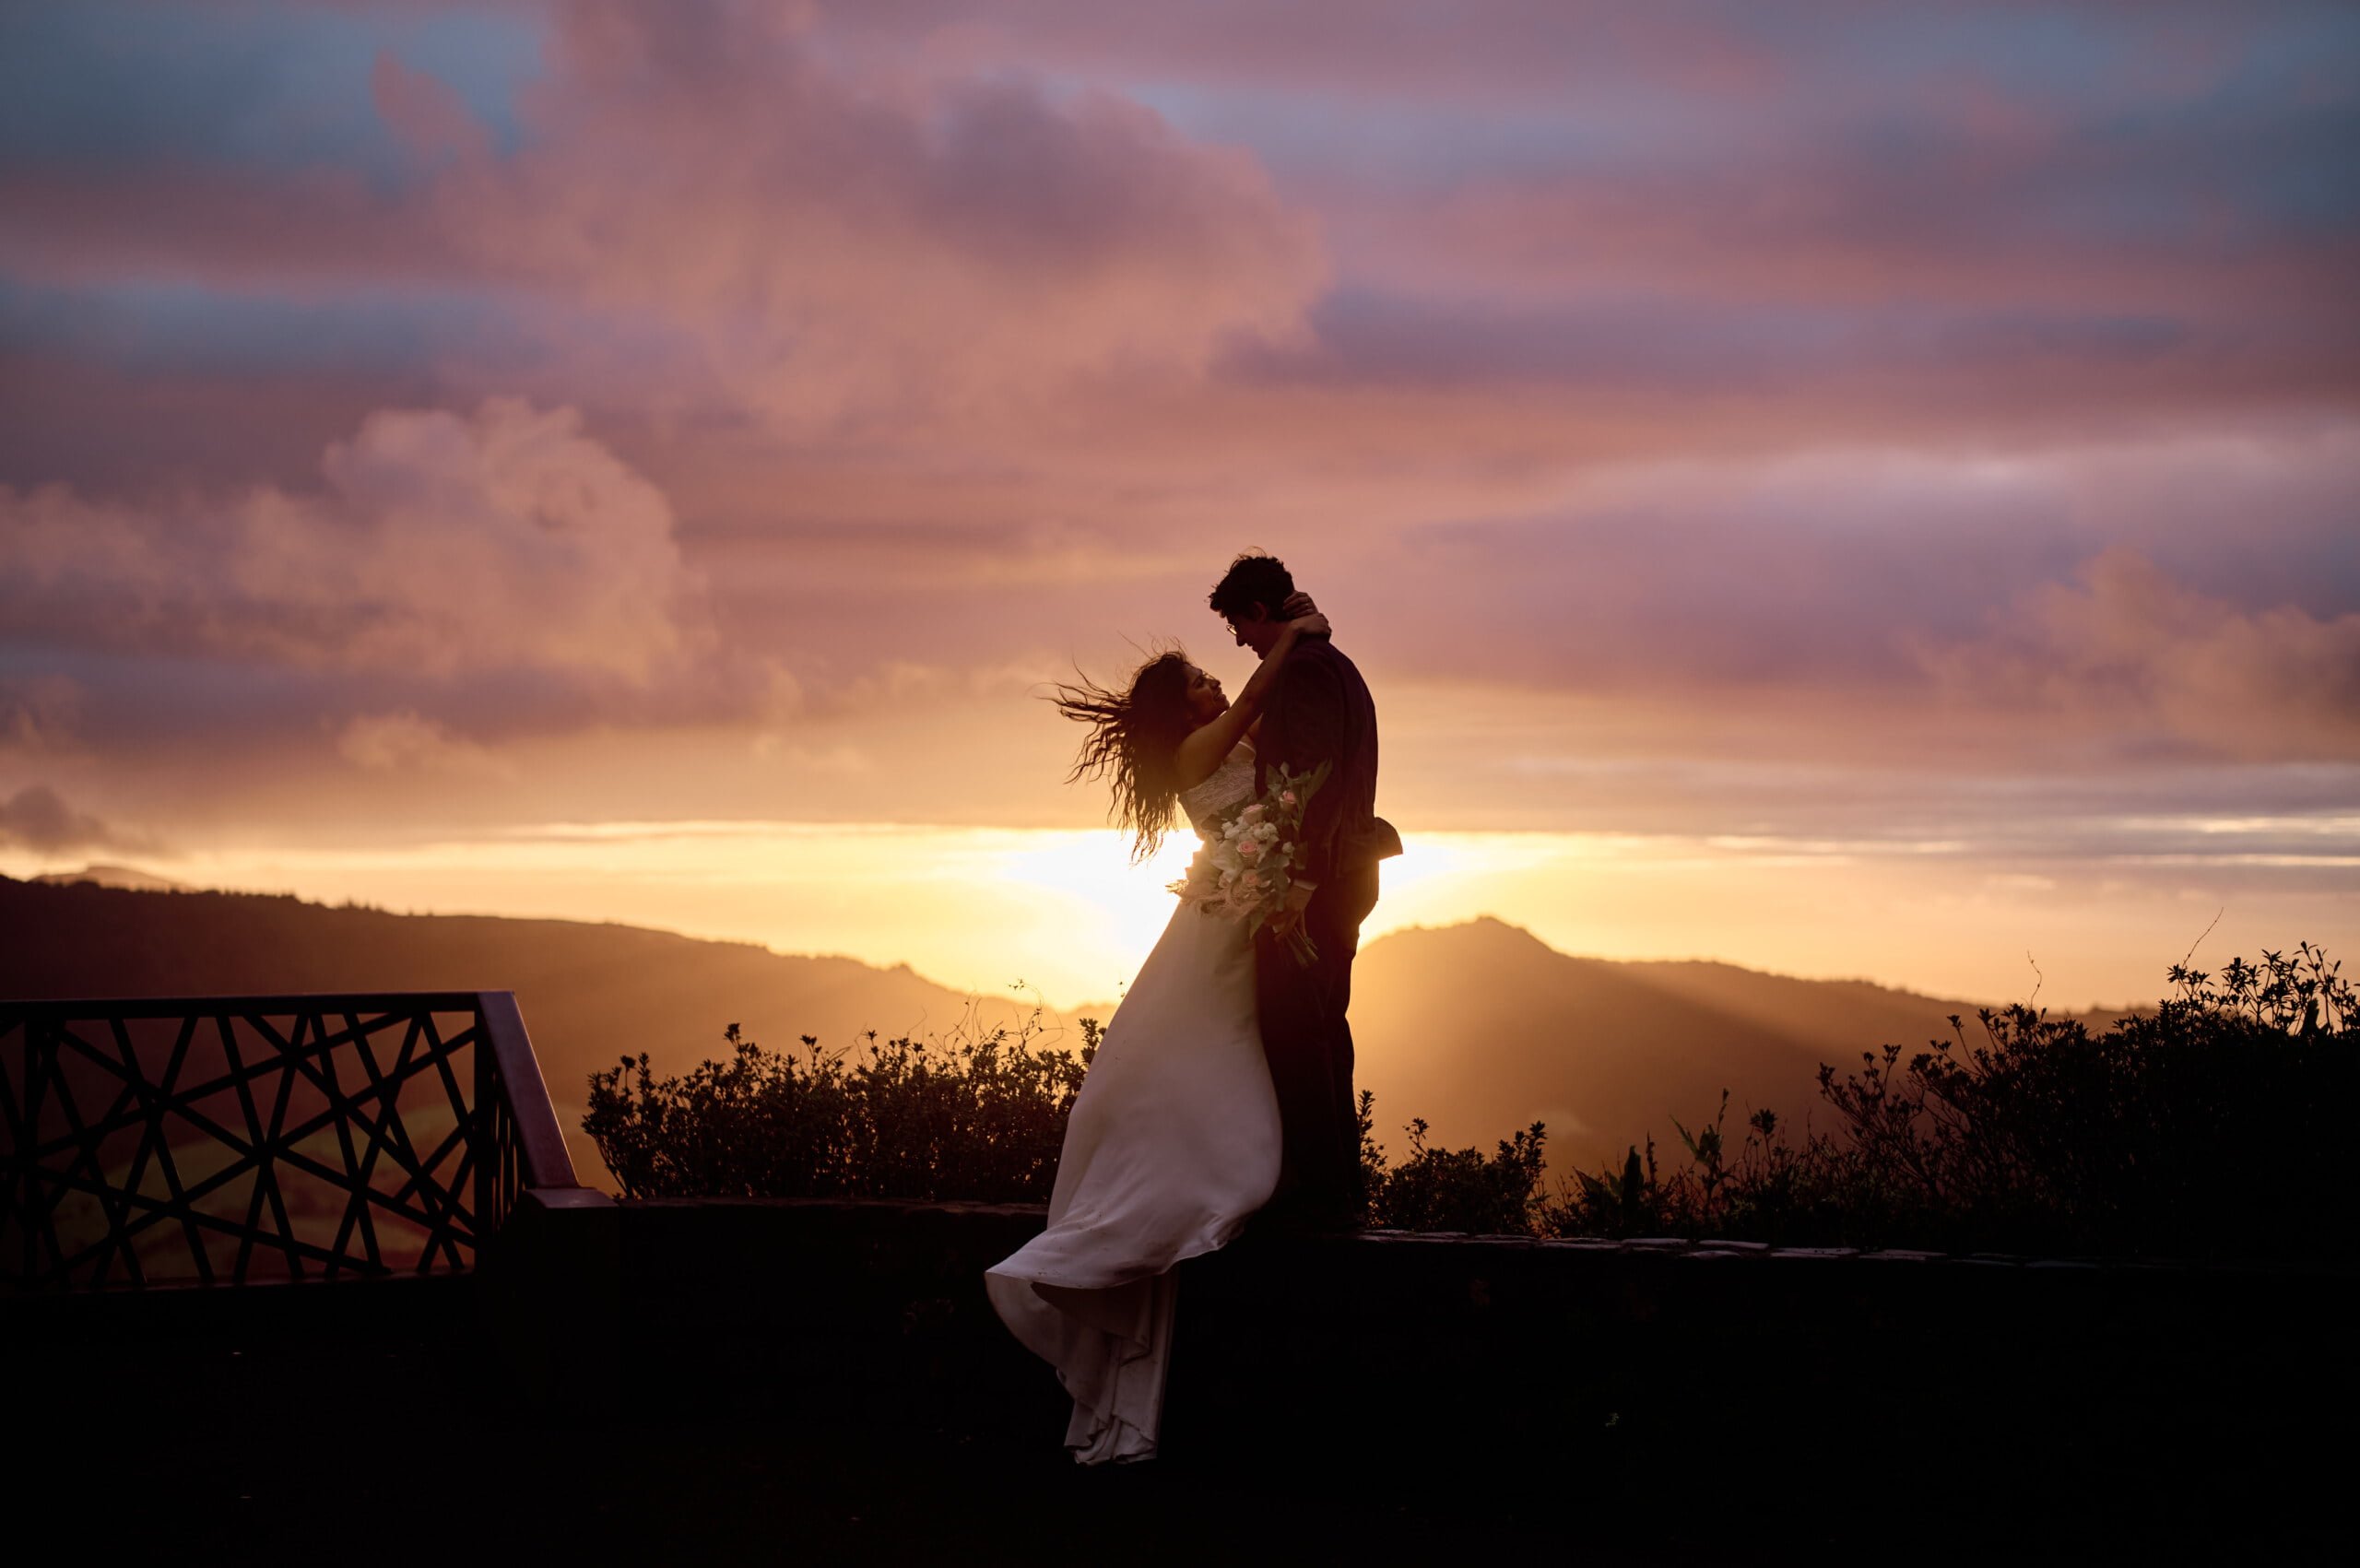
xmin=1210 ymin=551 xmax=1399 ymax=1233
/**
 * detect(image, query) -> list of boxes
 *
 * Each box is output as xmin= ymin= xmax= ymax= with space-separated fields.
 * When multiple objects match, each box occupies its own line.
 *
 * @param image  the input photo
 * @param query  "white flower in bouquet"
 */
xmin=1170 ymin=759 xmax=1332 ymax=966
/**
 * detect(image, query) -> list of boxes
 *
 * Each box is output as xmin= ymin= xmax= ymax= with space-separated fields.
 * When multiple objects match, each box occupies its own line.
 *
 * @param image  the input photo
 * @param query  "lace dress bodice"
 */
xmin=1177 ymin=747 xmax=1257 ymax=837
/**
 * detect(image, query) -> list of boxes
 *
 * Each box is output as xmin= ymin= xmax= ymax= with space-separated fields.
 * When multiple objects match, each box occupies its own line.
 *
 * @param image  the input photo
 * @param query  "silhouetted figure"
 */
xmin=985 ymin=582 xmax=1337 ymax=1462
xmin=1210 ymin=551 xmax=1399 ymax=1232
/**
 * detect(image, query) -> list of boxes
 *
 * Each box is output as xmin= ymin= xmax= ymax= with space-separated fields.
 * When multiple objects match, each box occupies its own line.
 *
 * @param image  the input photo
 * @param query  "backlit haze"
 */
xmin=4 ymin=2 xmax=2355 ymax=1012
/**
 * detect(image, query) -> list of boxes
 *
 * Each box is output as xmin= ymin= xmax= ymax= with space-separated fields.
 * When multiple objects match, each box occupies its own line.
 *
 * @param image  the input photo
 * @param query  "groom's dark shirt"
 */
xmin=1255 ymin=638 xmax=1394 ymax=888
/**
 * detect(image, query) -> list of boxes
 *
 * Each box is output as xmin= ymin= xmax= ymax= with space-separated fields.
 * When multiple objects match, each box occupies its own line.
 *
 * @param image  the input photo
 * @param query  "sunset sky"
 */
xmin=3 ymin=1 xmax=2355 ymax=1010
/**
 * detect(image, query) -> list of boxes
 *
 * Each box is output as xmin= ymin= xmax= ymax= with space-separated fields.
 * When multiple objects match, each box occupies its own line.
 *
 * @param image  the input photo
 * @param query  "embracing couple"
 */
xmin=984 ymin=550 xmax=1399 ymax=1465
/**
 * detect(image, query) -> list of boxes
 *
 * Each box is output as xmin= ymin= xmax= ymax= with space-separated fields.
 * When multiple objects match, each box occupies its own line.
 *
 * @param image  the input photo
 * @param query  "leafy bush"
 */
xmin=1539 ymin=1097 xmax=1882 ymax=1245
xmin=584 ymin=942 xmax=2354 ymax=1260
xmin=1355 ymin=1091 xmax=1548 ymax=1233
xmin=1547 ymin=942 xmax=2356 ymax=1259
xmin=584 ymin=1010 xmax=1096 ymax=1201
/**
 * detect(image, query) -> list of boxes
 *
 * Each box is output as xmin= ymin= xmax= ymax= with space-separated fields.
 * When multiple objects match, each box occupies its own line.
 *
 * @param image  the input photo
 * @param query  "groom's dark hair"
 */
xmin=1208 ymin=551 xmax=1293 ymax=621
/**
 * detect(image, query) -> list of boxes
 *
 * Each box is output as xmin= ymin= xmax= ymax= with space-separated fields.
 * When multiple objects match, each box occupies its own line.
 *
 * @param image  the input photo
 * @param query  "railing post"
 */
xmin=476 ymin=992 xmax=580 ymax=1190
xmin=474 ymin=1001 xmax=495 ymax=1241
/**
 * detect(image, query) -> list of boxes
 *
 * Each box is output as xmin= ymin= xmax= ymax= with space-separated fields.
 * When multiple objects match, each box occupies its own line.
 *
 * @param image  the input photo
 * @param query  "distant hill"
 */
xmin=31 ymin=864 xmax=186 ymax=892
xmin=0 ymin=876 xmax=1036 ymax=1189
xmin=0 ymin=878 xmax=2119 ymax=1192
xmin=1342 ymin=917 xmax=2121 ymax=1176
xmin=1086 ymin=916 xmax=2121 ymax=1173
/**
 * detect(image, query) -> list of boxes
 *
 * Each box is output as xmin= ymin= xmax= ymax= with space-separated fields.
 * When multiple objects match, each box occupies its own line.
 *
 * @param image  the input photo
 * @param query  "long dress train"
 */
xmin=985 ymin=750 xmax=1280 ymax=1463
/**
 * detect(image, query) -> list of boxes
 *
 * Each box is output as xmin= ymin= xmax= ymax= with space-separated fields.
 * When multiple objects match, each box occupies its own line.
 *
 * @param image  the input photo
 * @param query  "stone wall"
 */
xmin=489 ymin=1192 xmax=2351 ymax=1493
xmin=18 ymin=1195 xmax=2343 ymax=1550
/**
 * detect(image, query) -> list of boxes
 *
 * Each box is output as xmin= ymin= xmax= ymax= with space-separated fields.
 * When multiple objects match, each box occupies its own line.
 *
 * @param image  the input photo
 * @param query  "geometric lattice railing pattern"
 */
xmin=0 ymin=993 xmax=576 ymax=1290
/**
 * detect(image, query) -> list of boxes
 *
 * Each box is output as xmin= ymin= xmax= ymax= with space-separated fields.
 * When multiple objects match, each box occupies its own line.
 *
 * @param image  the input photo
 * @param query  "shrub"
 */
xmin=1538 ymin=1097 xmax=1888 ymax=1246
xmin=584 ymin=942 xmax=2354 ymax=1261
xmin=584 ymin=1009 xmax=1097 ymax=1202
xmin=1548 ymin=942 xmax=2356 ymax=1260
xmin=1358 ymin=1094 xmax=1547 ymax=1234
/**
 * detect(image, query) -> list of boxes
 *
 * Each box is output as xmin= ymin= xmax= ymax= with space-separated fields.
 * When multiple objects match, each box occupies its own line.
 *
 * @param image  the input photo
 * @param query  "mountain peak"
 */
xmin=30 ymin=864 xmax=187 ymax=893
xmin=1368 ymin=915 xmax=1559 ymax=958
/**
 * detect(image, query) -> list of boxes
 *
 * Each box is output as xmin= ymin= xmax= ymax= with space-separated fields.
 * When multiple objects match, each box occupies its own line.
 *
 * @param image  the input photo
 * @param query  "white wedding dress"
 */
xmin=984 ymin=746 xmax=1282 ymax=1463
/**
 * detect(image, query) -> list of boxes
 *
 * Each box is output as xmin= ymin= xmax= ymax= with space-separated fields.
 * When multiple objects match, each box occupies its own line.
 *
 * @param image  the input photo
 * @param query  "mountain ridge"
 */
xmin=0 ymin=876 xmax=2120 ymax=1188
xmin=0 ymin=875 xmax=1039 ymax=1188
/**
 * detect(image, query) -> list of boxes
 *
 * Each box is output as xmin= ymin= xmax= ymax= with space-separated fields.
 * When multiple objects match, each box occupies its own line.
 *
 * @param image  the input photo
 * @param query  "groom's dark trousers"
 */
xmin=1255 ymin=862 xmax=1379 ymax=1228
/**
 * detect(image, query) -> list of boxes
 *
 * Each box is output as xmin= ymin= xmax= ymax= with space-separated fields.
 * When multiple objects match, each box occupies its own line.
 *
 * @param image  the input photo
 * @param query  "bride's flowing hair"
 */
xmin=1051 ymin=649 xmax=1195 ymax=863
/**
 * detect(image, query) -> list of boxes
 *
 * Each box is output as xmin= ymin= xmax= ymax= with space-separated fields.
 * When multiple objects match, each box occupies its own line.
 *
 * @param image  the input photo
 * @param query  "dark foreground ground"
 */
xmin=10 ymin=1266 xmax=2347 ymax=1565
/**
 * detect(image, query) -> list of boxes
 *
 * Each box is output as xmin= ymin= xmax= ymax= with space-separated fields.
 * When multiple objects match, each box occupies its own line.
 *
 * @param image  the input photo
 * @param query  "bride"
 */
xmin=984 ymin=595 xmax=1330 ymax=1464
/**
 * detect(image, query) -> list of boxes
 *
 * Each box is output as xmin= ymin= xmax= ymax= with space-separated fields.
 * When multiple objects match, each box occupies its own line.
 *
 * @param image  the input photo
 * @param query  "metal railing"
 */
xmin=0 ymin=993 xmax=579 ymax=1289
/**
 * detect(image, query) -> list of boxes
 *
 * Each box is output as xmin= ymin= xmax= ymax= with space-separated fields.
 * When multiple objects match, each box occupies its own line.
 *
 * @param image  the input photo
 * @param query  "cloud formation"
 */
xmin=2 ymin=0 xmax=1326 ymax=431
xmin=414 ymin=4 xmax=1324 ymax=419
xmin=0 ymin=784 xmax=155 ymax=855
xmin=6 ymin=398 xmax=710 ymax=685
xmin=336 ymin=710 xmax=519 ymax=778
xmin=1933 ymin=549 xmax=2360 ymax=761
xmin=0 ymin=0 xmax=2353 ymax=870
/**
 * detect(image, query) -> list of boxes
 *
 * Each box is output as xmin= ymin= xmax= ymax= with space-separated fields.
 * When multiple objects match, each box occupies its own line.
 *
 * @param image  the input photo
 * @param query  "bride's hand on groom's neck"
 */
xmin=1278 ymin=591 xmax=1331 ymax=640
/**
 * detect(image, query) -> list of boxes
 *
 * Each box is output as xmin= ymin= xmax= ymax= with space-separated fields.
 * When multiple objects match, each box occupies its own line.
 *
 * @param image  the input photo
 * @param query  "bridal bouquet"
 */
xmin=1171 ymin=760 xmax=1331 ymax=967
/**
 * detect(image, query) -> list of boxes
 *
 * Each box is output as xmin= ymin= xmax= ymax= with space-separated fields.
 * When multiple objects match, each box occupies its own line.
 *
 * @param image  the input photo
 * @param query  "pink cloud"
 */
xmin=336 ymin=709 xmax=519 ymax=778
xmin=466 ymin=3 xmax=1320 ymax=408
xmin=5 ymin=398 xmax=714 ymax=686
xmin=6 ymin=0 xmax=2349 ymax=487
xmin=4 ymin=2 xmax=1325 ymax=425
xmin=1928 ymin=548 xmax=2360 ymax=761
xmin=3 ymin=0 xmax=2354 ymax=854
xmin=0 ymin=783 xmax=159 ymax=855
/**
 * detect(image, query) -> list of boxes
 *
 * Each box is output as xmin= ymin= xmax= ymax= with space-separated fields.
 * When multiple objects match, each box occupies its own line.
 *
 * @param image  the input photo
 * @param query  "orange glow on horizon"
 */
xmin=10 ymin=818 xmax=2353 ymax=1016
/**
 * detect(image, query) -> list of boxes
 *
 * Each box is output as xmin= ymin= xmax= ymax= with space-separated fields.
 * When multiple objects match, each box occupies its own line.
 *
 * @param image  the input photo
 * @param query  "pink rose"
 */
xmin=1240 ymin=803 xmax=1268 ymax=825
xmin=1238 ymin=838 xmax=1262 ymax=859
xmin=1280 ymin=790 xmax=1299 ymax=808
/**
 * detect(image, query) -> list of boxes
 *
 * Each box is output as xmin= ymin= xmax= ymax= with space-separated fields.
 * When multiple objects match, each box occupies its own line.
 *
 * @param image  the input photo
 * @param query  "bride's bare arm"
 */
xmin=1172 ymin=601 xmax=1327 ymax=787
